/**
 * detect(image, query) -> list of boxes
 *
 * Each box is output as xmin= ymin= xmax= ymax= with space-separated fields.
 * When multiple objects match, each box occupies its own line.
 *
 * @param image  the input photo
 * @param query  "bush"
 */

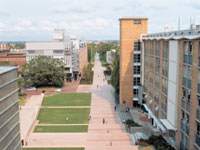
xmin=125 ymin=119 xmax=141 ymax=128
xmin=139 ymin=135 xmax=175 ymax=150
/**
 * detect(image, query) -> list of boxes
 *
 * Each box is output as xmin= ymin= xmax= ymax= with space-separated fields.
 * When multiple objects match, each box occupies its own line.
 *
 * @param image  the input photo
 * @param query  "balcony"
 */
xmin=196 ymin=134 xmax=200 ymax=147
xmin=181 ymin=119 xmax=190 ymax=135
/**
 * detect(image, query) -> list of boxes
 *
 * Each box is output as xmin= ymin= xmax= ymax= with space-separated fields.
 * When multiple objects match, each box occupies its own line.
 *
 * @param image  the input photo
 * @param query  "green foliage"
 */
xmin=18 ymin=77 xmax=24 ymax=95
xmin=21 ymin=56 xmax=65 ymax=88
xmin=0 ymin=61 xmax=9 ymax=65
xmin=125 ymin=119 xmax=141 ymax=128
xmin=111 ymin=52 xmax=120 ymax=94
xmin=140 ymin=135 xmax=175 ymax=150
xmin=80 ymin=63 xmax=93 ymax=84
xmin=87 ymin=43 xmax=96 ymax=62
xmin=97 ymin=41 xmax=119 ymax=63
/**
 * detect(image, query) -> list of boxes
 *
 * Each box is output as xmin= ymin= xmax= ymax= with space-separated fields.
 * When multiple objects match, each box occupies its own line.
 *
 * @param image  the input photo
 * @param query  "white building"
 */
xmin=106 ymin=49 xmax=116 ymax=65
xmin=26 ymin=29 xmax=87 ymax=79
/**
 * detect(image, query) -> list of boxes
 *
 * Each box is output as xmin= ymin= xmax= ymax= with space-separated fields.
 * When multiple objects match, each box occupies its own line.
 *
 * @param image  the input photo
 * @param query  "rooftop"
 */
xmin=119 ymin=17 xmax=148 ymax=20
xmin=142 ymin=25 xmax=200 ymax=40
xmin=0 ymin=66 xmax=17 ymax=75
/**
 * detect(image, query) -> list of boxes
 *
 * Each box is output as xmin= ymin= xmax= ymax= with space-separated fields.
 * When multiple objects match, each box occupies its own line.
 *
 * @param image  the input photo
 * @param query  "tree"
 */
xmin=21 ymin=56 xmax=65 ymax=88
xmin=87 ymin=43 xmax=96 ymax=62
xmin=111 ymin=52 xmax=120 ymax=94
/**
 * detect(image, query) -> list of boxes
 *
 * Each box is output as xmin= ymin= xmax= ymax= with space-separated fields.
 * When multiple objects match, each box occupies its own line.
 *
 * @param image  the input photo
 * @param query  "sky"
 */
xmin=0 ymin=0 xmax=200 ymax=41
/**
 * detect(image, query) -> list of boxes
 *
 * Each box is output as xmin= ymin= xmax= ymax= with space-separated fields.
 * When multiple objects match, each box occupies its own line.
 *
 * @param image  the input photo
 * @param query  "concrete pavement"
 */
xmin=85 ymin=54 xmax=138 ymax=150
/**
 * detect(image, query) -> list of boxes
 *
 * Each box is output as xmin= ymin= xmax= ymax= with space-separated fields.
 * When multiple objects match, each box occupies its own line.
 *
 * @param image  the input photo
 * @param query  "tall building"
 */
xmin=119 ymin=17 xmax=200 ymax=149
xmin=119 ymin=17 xmax=148 ymax=108
xmin=0 ymin=66 xmax=21 ymax=150
xmin=142 ymin=27 xmax=200 ymax=150
xmin=106 ymin=49 xmax=116 ymax=65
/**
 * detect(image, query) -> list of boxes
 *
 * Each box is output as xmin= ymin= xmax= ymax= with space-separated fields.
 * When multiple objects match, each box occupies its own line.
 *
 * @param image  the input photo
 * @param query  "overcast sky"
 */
xmin=0 ymin=0 xmax=200 ymax=41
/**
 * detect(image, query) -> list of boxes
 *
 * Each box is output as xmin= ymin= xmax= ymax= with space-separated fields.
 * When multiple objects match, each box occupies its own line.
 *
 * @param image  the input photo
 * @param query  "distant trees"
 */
xmin=97 ymin=41 xmax=119 ymax=63
xmin=111 ymin=52 xmax=120 ymax=94
xmin=87 ymin=43 xmax=96 ymax=62
xmin=81 ymin=63 xmax=94 ymax=84
xmin=21 ymin=56 xmax=65 ymax=88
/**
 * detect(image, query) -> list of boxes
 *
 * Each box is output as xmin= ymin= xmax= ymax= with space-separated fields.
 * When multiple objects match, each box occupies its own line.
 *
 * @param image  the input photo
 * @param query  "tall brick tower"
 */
xmin=119 ymin=17 xmax=148 ymax=108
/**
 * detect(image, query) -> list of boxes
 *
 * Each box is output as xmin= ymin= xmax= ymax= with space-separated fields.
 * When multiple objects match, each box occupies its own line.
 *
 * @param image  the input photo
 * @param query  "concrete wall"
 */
xmin=167 ymin=40 xmax=179 ymax=127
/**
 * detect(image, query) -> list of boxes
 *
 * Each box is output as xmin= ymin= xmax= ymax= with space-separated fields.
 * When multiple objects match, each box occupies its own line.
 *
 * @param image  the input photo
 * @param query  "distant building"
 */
xmin=106 ymin=49 xmax=116 ymax=65
xmin=0 ymin=43 xmax=10 ymax=51
xmin=26 ymin=29 xmax=88 ymax=80
xmin=0 ymin=66 xmax=21 ymax=150
xmin=0 ymin=51 xmax=26 ymax=71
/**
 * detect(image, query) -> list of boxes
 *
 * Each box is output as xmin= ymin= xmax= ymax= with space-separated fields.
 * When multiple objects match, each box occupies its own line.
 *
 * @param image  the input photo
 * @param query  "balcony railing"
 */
xmin=196 ymin=134 xmax=200 ymax=147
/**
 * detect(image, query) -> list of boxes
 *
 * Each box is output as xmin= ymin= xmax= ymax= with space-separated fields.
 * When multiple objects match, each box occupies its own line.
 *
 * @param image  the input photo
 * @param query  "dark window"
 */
xmin=134 ymin=20 xmax=141 ymax=24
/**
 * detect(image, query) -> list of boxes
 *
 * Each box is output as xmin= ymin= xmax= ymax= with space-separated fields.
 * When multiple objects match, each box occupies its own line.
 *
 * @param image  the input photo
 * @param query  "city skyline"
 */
xmin=0 ymin=0 xmax=200 ymax=41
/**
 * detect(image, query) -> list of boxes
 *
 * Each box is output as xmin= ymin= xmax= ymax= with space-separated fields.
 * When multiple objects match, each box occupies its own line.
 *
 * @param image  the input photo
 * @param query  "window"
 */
xmin=28 ymin=50 xmax=35 ymax=54
xmin=134 ymin=20 xmax=141 ymax=24
xmin=53 ymin=50 xmax=63 ymax=54
xmin=133 ymin=77 xmax=140 ymax=86
xmin=133 ymin=89 xmax=138 ymax=95
xmin=134 ymin=66 xmax=141 ymax=74
xmin=197 ymin=122 xmax=200 ymax=135
xmin=134 ymin=41 xmax=141 ymax=51
xmin=198 ymin=96 xmax=200 ymax=107
xmin=134 ymin=54 xmax=141 ymax=63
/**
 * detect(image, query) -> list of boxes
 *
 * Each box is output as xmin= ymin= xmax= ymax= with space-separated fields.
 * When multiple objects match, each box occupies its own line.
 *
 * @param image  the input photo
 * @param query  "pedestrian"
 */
xmin=88 ymin=114 xmax=91 ymax=120
xmin=103 ymin=118 xmax=105 ymax=124
xmin=114 ymin=106 xmax=117 ymax=112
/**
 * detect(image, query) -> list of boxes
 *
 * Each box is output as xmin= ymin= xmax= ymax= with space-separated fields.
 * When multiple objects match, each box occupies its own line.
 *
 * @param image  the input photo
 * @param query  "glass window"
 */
xmin=134 ymin=20 xmax=141 ymax=24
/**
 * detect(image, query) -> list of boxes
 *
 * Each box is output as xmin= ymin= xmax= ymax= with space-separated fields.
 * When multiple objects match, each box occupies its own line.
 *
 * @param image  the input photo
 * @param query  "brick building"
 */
xmin=119 ymin=17 xmax=148 ymax=108
xmin=119 ymin=17 xmax=200 ymax=149
xmin=0 ymin=53 xmax=26 ymax=71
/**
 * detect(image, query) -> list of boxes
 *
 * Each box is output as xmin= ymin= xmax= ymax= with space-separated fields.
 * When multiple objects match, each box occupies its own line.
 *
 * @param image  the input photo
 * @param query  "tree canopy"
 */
xmin=111 ymin=52 xmax=120 ymax=94
xmin=21 ymin=56 xmax=65 ymax=88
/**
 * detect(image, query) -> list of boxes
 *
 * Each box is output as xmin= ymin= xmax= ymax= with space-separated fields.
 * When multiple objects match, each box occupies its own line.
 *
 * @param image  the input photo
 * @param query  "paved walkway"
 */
xmin=24 ymin=53 xmax=138 ymax=149
xmin=20 ymin=94 xmax=44 ymax=141
xmin=40 ymin=106 xmax=91 ymax=108
xmin=85 ymin=54 xmax=138 ymax=150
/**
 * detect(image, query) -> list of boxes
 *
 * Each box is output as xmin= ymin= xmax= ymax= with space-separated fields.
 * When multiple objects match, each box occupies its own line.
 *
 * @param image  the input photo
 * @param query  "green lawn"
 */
xmin=38 ymin=108 xmax=90 ymax=124
xmin=23 ymin=148 xmax=84 ymax=150
xmin=34 ymin=125 xmax=88 ymax=133
xmin=42 ymin=93 xmax=91 ymax=106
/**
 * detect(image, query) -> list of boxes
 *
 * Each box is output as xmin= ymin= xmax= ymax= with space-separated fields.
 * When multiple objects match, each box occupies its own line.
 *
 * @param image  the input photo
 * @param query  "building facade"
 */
xmin=106 ymin=49 xmax=116 ymax=65
xmin=26 ymin=29 xmax=87 ymax=80
xmin=119 ymin=18 xmax=148 ymax=108
xmin=142 ymin=27 xmax=200 ymax=149
xmin=0 ymin=66 xmax=21 ymax=150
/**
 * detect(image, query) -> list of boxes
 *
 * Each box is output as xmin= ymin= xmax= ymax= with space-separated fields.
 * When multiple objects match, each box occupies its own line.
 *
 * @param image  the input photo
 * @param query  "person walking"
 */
xmin=114 ymin=106 xmax=117 ymax=112
xmin=102 ymin=118 xmax=105 ymax=124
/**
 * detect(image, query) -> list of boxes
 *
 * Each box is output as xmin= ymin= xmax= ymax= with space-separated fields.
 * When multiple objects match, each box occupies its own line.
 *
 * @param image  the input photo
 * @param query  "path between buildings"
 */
xmin=20 ymin=94 xmax=44 ymax=142
xmin=85 ymin=54 xmax=138 ymax=150
xmin=24 ymin=53 xmax=138 ymax=149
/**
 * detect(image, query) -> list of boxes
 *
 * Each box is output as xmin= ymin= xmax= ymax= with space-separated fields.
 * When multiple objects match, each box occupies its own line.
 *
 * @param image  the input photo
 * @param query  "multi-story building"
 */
xmin=119 ymin=17 xmax=200 ymax=149
xmin=0 ymin=66 xmax=21 ymax=150
xmin=142 ymin=26 xmax=200 ymax=150
xmin=0 ymin=43 xmax=10 ymax=51
xmin=119 ymin=17 xmax=148 ymax=108
xmin=26 ymin=29 xmax=87 ymax=80
xmin=106 ymin=49 xmax=116 ymax=65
